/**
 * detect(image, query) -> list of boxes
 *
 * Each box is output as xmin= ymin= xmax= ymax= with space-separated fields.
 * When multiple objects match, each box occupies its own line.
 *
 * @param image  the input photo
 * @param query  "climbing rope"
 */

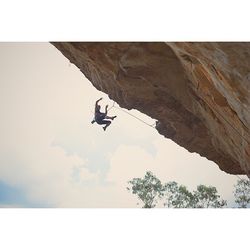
xmin=109 ymin=99 xmax=250 ymax=178
xmin=108 ymin=101 xmax=156 ymax=128
xmin=94 ymin=99 xmax=250 ymax=179
xmin=108 ymin=94 xmax=250 ymax=144
xmin=108 ymin=99 xmax=249 ymax=144
xmin=107 ymin=101 xmax=116 ymax=112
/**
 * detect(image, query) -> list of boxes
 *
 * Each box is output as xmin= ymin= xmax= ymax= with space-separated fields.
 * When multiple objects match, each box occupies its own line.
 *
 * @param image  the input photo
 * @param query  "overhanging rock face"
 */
xmin=52 ymin=42 xmax=250 ymax=176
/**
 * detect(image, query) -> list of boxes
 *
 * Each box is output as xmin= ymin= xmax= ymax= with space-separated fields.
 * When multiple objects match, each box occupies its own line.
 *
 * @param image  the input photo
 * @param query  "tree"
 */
xmin=164 ymin=183 xmax=226 ymax=208
xmin=233 ymin=179 xmax=250 ymax=208
xmin=127 ymin=171 xmax=165 ymax=208
xmin=164 ymin=182 xmax=195 ymax=208
xmin=128 ymin=172 xmax=227 ymax=208
xmin=193 ymin=185 xmax=227 ymax=208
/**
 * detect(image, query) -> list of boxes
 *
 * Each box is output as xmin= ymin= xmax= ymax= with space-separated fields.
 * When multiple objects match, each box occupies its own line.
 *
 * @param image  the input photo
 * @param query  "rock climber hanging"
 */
xmin=91 ymin=97 xmax=117 ymax=131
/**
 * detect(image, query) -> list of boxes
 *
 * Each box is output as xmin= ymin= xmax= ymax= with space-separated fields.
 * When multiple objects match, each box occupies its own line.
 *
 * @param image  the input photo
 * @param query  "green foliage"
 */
xmin=127 ymin=171 xmax=165 ymax=208
xmin=193 ymin=185 xmax=227 ymax=208
xmin=164 ymin=183 xmax=226 ymax=208
xmin=127 ymin=172 xmax=227 ymax=208
xmin=233 ymin=179 xmax=250 ymax=208
xmin=164 ymin=182 xmax=195 ymax=208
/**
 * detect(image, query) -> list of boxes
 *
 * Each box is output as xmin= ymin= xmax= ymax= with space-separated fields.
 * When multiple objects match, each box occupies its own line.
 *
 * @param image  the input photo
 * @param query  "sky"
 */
xmin=0 ymin=42 xmax=245 ymax=208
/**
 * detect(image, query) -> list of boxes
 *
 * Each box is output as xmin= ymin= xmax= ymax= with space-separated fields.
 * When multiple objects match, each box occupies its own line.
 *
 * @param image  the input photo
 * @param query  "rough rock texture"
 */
xmin=52 ymin=42 xmax=250 ymax=176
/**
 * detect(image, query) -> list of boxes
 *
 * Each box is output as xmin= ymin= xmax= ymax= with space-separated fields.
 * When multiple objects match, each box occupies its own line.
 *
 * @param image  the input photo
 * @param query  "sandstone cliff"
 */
xmin=52 ymin=42 xmax=250 ymax=176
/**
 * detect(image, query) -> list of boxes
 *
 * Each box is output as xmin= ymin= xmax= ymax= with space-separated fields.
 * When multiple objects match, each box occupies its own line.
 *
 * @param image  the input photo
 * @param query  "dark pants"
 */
xmin=96 ymin=119 xmax=111 ymax=126
xmin=95 ymin=112 xmax=111 ymax=126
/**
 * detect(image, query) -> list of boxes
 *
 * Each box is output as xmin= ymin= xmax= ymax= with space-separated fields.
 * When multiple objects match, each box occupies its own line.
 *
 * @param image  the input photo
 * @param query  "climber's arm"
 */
xmin=95 ymin=97 xmax=103 ymax=111
xmin=96 ymin=97 xmax=102 ymax=105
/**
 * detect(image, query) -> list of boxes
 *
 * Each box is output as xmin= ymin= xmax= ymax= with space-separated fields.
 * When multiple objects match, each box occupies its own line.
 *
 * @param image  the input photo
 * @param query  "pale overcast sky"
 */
xmin=0 ymin=42 xmax=243 ymax=207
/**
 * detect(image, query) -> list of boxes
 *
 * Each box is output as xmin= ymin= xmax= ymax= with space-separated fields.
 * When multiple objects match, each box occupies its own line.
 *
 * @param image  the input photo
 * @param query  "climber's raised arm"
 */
xmin=95 ymin=97 xmax=103 ymax=111
xmin=95 ymin=97 xmax=102 ymax=105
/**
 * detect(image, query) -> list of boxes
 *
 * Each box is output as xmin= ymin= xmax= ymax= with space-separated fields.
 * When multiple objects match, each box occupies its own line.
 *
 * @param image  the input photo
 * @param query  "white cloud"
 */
xmin=107 ymin=145 xmax=155 ymax=184
xmin=0 ymin=43 xmax=102 ymax=207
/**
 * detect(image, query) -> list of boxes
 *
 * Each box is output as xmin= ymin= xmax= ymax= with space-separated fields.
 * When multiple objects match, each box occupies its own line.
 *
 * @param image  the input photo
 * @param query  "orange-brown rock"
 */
xmin=52 ymin=42 xmax=250 ymax=176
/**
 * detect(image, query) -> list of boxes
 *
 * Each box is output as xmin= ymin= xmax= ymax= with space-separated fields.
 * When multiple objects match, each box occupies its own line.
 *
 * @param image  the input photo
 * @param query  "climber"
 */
xmin=91 ymin=97 xmax=117 ymax=131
